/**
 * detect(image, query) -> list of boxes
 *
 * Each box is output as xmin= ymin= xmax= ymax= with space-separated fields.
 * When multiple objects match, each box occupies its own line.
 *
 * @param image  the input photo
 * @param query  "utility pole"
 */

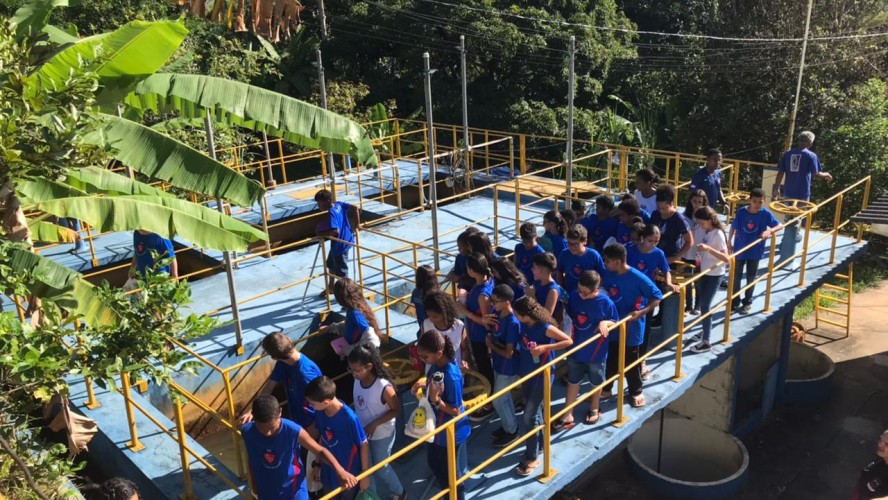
xmin=460 ymin=36 xmax=470 ymax=157
xmin=785 ymin=0 xmax=814 ymax=152
xmin=565 ymin=36 xmax=576 ymax=204
xmin=317 ymin=49 xmax=337 ymax=200
xmin=318 ymin=0 xmax=328 ymax=39
xmin=423 ymin=52 xmax=441 ymax=271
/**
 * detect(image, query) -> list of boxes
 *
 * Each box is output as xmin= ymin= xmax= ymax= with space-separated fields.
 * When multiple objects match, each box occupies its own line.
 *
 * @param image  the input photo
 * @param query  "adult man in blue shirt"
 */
xmin=315 ymin=189 xmax=359 ymax=296
xmin=131 ymin=229 xmax=178 ymax=278
xmin=773 ymin=131 xmax=833 ymax=202
xmin=689 ymin=148 xmax=728 ymax=213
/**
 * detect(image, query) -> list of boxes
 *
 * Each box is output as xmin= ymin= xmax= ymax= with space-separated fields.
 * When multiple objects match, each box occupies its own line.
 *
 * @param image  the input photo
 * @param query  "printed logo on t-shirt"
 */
xmin=356 ymin=395 xmax=365 ymax=409
xmin=790 ymin=154 xmax=801 ymax=172
xmin=262 ymin=449 xmax=281 ymax=468
xmin=607 ymin=284 xmax=622 ymax=303
xmin=620 ymin=233 xmax=630 ymax=244
xmin=522 ymin=257 xmax=529 ymax=265
xmin=322 ymin=427 xmax=339 ymax=448
xmin=744 ymin=221 xmax=758 ymax=234
xmin=575 ymin=312 xmax=591 ymax=331
xmin=136 ymin=242 xmax=145 ymax=255
xmin=572 ymin=264 xmax=583 ymax=277
xmin=868 ymin=478 xmax=882 ymax=492
xmin=636 ymin=261 xmax=646 ymax=272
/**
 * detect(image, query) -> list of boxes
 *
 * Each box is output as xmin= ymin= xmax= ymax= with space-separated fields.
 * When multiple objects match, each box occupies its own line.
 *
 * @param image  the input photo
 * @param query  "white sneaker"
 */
xmin=690 ymin=341 xmax=711 ymax=353
xmin=688 ymin=333 xmax=702 ymax=343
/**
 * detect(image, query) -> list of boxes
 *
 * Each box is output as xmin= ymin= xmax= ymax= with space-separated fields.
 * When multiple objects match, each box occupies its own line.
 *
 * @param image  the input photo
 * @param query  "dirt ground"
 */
xmin=569 ymin=280 xmax=888 ymax=499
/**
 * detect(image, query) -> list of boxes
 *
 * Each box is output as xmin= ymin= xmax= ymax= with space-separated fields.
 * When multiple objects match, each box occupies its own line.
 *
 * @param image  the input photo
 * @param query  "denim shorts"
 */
xmin=326 ymin=252 xmax=348 ymax=278
xmin=566 ymin=358 xmax=606 ymax=386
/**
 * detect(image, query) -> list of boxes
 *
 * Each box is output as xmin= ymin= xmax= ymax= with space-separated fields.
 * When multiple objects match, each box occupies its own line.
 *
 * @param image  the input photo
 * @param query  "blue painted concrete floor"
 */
xmin=57 ymin=186 xmax=866 ymax=499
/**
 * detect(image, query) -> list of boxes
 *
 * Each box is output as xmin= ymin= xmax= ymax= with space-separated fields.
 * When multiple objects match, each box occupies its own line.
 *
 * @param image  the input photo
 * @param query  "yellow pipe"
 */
xmin=763 ymin=233 xmax=778 ymax=313
xmin=614 ymin=322 xmax=628 ymax=426
xmin=173 ymin=398 xmax=197 ymax=500
xmin=722 ymin=256 xmax=736 ymax=343
xmin=222 ymin=372 xmax=247 ymax=479
xmin=830 ymin=194 xmax=844 ymax=264
xmin=540 ymin=364 xmax=555 ymax=481
xmin=120 ymin=373 xmax=145 ymax=452
xmin=798 ymin=212 xmax=814 ymax=287
xmin=674 ymin=286 xmax=686 ymax=381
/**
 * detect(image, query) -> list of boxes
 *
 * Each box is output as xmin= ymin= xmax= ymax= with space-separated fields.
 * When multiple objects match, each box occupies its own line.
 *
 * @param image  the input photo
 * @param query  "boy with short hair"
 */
xmin=650 ymin=185 xmax=692 ymax=264
xmin=306 ymin=377 xmax=371 ymax=500
xmin=728 ymin=188 xmax=783 ymax=314
xmin=526 ymin=252 xmax=563 ymax=326
xmin=514 ymin=222 xmax=545 ymax=285
xmin=581 ymin=196 xmax=619 ymax=250
xmin=315 ymin=189 xmax=360 ymax=295
xmin=242 ymin=395 xmax=357 ymax=500
xmin=486 ymin=284 xmax=521 ymax=448
xmin=239 ymin=332 xmax=323 ymax=429
xmin=599 ymin=244 xmax=662 ymax=408
xmin=553 ymin=271 xmax=618 ymax=429
xmin=556 ymin=225 xmax=605 ymax=295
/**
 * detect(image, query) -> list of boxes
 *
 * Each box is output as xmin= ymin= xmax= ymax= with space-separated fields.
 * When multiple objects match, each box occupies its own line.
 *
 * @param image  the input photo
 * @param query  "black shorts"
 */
xmin=326 ymin=252 xmax=349 ymax=278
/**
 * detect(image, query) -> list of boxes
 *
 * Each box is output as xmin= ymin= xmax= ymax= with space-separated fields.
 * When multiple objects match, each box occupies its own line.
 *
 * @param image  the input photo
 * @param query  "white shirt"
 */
xmin=634 ymin=189 xmax=658 ymax=215
xmin=422 ymin=318 xmax=465 ymax=368
xmin=694 ymin=226 xmax=728 ymax=276
xmin=353 ymin=377 xmax=395 ymax=440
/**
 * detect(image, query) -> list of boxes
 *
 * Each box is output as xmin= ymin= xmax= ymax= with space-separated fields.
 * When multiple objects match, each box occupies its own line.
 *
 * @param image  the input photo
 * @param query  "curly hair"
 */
xmin=422 ymin=291 xmax=460 ymax=329
xmin=333 ymin=278 xmax=382 ymax=335
xmin=513 ymin=296 xmax=553 ymax=325
xmin=544 ymin=210 xmax=567 ymax=236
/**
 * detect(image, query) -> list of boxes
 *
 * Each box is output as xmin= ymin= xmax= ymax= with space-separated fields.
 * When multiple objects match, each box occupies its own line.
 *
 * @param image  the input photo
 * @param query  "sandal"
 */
xmin=584 ymin=409 xmax=600 ymax=425
xmin=551 ymin=418 xmax=575 ymax=432
xmin=629 ymin=394 xmax=646 ymax=408
xmin=641 ymin=363 xmax=650 ymax=381
xmin=515 ymin=459 xmax=540 ymax=477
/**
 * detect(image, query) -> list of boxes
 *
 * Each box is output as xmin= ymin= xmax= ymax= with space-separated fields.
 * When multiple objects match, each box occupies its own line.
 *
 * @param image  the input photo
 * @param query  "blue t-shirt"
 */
xmin=411 ymin=289 xmax=427 ymax=329
xmin=626 ymin=245 xmax=670 ymax=282
xmin=616 ymin=222 xmax=634 ymax=247
xmin=315 ymin=403 xmax=367 ymax=492
xmin=507 ymin=281 xmax=527 ymax=302
xmin=491 ymin=312 xmax=521 ymax=376
xmin=319 ymin=202 xmax=354 ymax=256
xmin=690 ymin=167 xmax=723 ymax=206
xmin=466 ymin=278 xmax=494 ymax=342
xmin=532 ymin=280 xmax=564 ymax=323
xmin=514 ymin=242 xmax=544 ymax=284
xmin=599 ymin=267 xmax=662 ymax=347
xmin=543 ymin=232 xmax=568 ymax=256
xmin=731 ymin=206 xmax=781 ymax=260
xmin=567 ymin=292 xmax=619 ymax=363
xmin=343 ymin=309 xmax=371 ymax=345
xmin=269 ymin=355 xmax=323 ymax=428
xmin=517 ymin=322 xmax=554 ymax=387
xmin=427 ymin=360 xmax=470 ymax=446
xmin=242 ymin=419 xmax=306 ymax=500
xmin=650 ymin=211 xmax=690 ymax=259
xmin=452 ymin=254 xmax=468 ymax=277
xmin=581 ymin=215 xmax=619 ymax=250
xmin=778 ymin=147 xmax=821 ymax=201
xmin=132 ymin=231 xmax=174 ymax=275
xmin=639 ymin=209 xmax=652 ymax=224
xmin=557 ymin=247 xmax=605 ymax=293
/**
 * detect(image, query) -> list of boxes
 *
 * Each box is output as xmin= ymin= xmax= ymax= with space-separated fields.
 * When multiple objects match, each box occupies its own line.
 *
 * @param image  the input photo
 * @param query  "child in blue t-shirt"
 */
xmin=553 ymin=270 xmax=619 ymax=430
xmin=581 ymin=196 xmax=619 ymax=250
xmin=540 ymin=210 xmax=568 ymax=255
xmin=514 ymin=222 xmax=545 ymax=284
xmin=455 ymin=253 xmax=496 ymax=421
xmin=446 ymin=228 xmax=480 ymax=291
xmin=599 ymin=244 xmax=662 ymax=408
xmin=728 ymin=188 xmax=783 ymax=314
xmin=411 ymin=330 xmax=471 ymax=500
xmin=512 ymin=296 xmax=573 ymax=477
xmin=306 ymin=377 xmax=370 ymax=500
xmin=239 ymin=332 xmax=323 ymax=429
xmin=242 ymin=395 xmax=357 ymax=500
xmin=486 ymin=285 xmax=521 ymax=447
xmin=527 ymin=252 xmax=564 ymax=327
xmin=557 ymin=225 xmax=605 ymax=295
xmin=321 ymin=279 xmax=382 ymax=355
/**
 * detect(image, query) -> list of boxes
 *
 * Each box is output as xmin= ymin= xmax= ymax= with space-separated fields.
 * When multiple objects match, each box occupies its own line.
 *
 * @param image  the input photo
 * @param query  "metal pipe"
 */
xmin=798 ymin=212 xmax=814 ymax=287
xmin=121 ymin=373 xmax=145 ymax=452
xmin=317 ymin=0 xmax=328 ymax=38
xmin=722 ymin=256 xmax=736 ymax=343
xmin=423 ymin=52 xmax=441 ymax=270
xmin=460 ymin=36 xmax=469 ymax=153
xmin=565 ymin=36 xmax=576 ymax=201
xmin=173 ymin=398 xmax=196 ymax=499
xmin=204 ymin=109 xmax=245 ymax=352
xmin=445 ymin=426 xmax=458 ymax=500
xmin=784 ymin=0 xmax=814 ymax=151
xmin=222 ymin=372 xmax=247 ymax=479
xmin=317 ymin=50 xmax=337 ymax=201
xmin=830 ymin=194 xmax=843 ymax=264
xmin=763 ymin=233 xmax=778 ymax=313
xmin=673 ymin=286 xmax=686 ymax=381
xmin=615 ymin=323 xmax=628 ymax=426
xmin=261 ymin=132 xmax=276 ymax=188
xmin=541 ymin=364 xmax=554 ymax=480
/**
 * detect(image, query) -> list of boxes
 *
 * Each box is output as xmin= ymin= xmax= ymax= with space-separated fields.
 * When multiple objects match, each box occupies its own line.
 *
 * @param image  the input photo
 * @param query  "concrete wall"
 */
xmin=667 ymin=355 xmax=737 ymax=433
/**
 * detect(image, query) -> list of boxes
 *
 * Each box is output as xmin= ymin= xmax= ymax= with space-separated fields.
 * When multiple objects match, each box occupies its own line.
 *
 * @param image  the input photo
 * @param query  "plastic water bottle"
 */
xmin=432 ymin=371 xmax=445 ymax=390
xmin=527 ymin=341 xmax=539 ymax=364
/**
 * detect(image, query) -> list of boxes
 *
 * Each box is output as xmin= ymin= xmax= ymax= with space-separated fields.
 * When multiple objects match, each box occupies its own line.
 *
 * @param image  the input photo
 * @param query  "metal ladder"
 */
xmin=813 ymin=263 xmax=853 ymax=338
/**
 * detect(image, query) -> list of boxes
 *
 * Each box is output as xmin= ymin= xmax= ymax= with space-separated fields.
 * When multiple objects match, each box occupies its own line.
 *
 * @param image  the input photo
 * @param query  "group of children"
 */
xmin=238 ymin=167 xmax=784 ymax=499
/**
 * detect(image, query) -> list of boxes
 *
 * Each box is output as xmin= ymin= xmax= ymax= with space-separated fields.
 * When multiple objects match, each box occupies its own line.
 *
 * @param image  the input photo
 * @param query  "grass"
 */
xmin=794 ymin=235 xmax=888 ymax=320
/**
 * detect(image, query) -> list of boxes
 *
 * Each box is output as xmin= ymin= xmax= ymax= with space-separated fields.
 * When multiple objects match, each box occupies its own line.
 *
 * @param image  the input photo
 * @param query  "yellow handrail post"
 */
xmin=830 ymin=194 xmax=843 ymax=264
xmin=673 ymin=286 xmax=686 ymax=381
xmin=445 ymin=426 xmax=458 ymax=500
xmin=493 ymin=185 xmax=500 ymax=248
xmin=382 ymin=255 xmax=391 ymax=342
xmin=355 ymin=230 xmax=365 ymax=290
xmin=13 ymin=295 xmax=25 ymax=323
xmin=222 ymin=372 xmax=247 ymax=479
xmin=121 ymin=373 xmax=145 ymax=452
xmin=279 ymin=146 xmax=288 ymax=185
xmin=674 ymin=153 xmax=681 ymax=186
xmin=798 ymin=212 xmax=814 ymax=287
xmin=357 ymin=160 xmax=364 ymax=206
xmin=732 ymin=161 xmax=741 ymax=195
xmin=762 ymin=233 xmax=778 ymax=313
xmin=394 ymin=165 xmax=403 ymax=214
xmin=320 ymin=239 xmax=331 ymax=311
xmin=412 ymin=244 xmax=419 ymax=270
xmin=607 ymin=150 xmax=614 ymax=194
xmin=83 ymin=222 xmax=99 ymax=268
xmin=857 ymin=177 xmax=872 ymax=243
xmin=394 ymin=120 xmax=402 ymax=158
xmin=514 ymin=176 xmax=521 ymax=235
xmin=664 ymin=157 xmax=670 ymax=186
xmin=614 ymin=323 xmax=628 ymax=426
xmin=519 ymin=134 xmax=527 ymax=174
xmin=484 ymin=130 xmax=490 ymax=171
xmin=173 ymin=397 xmax=198 ymax=500
xmin=452 ymin=125 xmax=458 ymax=152
xmin=723 ymin=256 xmax=736 ymax=343
xmin=539 ymin=364 xmax=557 ymax=482
xmin=619 ymin=147 xmax=628 ymax=192
xmin=320 ymin=152 xmax=330 ymax=192
xmin=74 ymin=320 xmax=101 ymax=409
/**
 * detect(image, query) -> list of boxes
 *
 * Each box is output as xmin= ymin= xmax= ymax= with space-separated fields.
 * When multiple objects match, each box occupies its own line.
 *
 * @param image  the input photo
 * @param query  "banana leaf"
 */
xmin=63 ymin=166 xmax=175 ymax=198
xmin=26 ymin=20 xmax=188 ymax=105
xmin=82 ymin=114 xmax=264 ymax=207
xmin=28 ymin=219 xmax=79 ymax=243
xmin=4 ymin=247 xmax=119 ymax=327
xmin=16 ymin=178 xmax=87 ymax=205
xmin=36 ymin=194 xmax=267 ymax=252
xmin=10 ymin=0 xmax=76 ymax=40
xmin=123 ymin=73 xmax=379 ymax=167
